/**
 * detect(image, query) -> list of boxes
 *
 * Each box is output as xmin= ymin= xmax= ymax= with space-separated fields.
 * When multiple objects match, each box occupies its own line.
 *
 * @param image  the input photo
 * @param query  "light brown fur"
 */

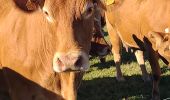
xmin=0 ymin=0 xmax=103 ymax=99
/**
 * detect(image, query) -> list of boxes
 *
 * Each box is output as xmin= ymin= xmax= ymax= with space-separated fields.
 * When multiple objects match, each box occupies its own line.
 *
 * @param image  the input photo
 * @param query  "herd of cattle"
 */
xmin=0 ymin=0 xmax=170 ymax=100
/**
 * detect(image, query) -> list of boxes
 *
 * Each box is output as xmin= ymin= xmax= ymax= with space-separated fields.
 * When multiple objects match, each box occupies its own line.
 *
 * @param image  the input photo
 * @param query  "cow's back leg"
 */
xmin=106 ymin=17 xmax=125 ymax=81
xmin=134 ymin=50 xmax=151 ymax=82
xmin=144 ymin=38 xmax=161 ymax=100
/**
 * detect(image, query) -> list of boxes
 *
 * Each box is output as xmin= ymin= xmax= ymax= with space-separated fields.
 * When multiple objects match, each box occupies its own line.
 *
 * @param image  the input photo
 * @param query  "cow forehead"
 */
xmin=41 ymin=0 xmax=94 ymax=23
xmin=43 ymin=0 xmax=93 ymax=12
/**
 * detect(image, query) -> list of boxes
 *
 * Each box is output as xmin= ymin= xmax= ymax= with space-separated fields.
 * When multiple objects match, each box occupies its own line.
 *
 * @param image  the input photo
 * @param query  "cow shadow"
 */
xmin=161 ymin=66 xmax=170 ymax=74
xmin=90 ymin=47 xmax=137 ymax=70
xmin=0 ymin=68 xmax=63 ymax=100
xmin=103 ymin=31 xmax=108 ymax=37
xmin=91 ymin=59 xmax=115 ymax=69
xmin=78 ymin=75 xmax=170 ymax=100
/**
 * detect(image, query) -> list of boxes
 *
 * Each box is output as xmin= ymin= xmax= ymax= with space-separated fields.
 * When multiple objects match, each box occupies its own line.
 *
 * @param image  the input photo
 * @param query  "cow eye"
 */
xmin=44 ymin=11 xmax=49 ymax=16
xmin=42 ymin=8 xmax=54 ymax=23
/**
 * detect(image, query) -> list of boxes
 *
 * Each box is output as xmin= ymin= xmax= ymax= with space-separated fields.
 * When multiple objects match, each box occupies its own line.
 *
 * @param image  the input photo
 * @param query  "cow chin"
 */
xmin=52 ymin=51 xmax=89 ymax=72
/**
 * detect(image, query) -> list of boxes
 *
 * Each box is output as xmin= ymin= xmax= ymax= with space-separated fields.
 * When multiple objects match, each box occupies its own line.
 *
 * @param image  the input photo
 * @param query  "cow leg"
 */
xmin=106 ymin=17 xmax=125 ymax=81
xmin=148 ymin=52 xmax=160 ymax=100
xmin=114 ymin=53 xmax=125 ymax=81
xmin=134 ymin=50 xmax=151 ymax=82
xmin=144 ymin=40 xmax=161 ymax=100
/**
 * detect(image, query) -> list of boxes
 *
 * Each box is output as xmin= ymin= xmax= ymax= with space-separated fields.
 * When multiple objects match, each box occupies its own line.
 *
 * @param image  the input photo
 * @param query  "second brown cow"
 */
xmin=105 ymin=0 xmax=170 ymax=99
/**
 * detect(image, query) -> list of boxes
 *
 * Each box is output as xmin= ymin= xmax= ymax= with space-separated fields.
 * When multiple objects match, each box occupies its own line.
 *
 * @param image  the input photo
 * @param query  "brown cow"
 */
xmin=105 ymin=0 xmax=170 ymax=99
xmin=93 ymin=4 xmax=150 ymax=82
xmin=108 ymin=34 xmax=151 ymax=82
xmin=107 ymin=25 xmax=151 ymax=82
xmin=0 ymin=0 xmax=104 ymax=100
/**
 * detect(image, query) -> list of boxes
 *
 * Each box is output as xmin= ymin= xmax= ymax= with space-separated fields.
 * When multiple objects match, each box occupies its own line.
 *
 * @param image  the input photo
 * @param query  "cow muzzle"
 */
xmin=53 ymin=51 xmax=89 ymax=72
xmin=97 ymin=46 xmax=110 ymax=56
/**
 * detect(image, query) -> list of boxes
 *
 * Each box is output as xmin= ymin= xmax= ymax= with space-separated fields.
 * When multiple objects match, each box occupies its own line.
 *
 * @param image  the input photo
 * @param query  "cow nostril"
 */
xmin=56 ymin=58 xmax=64 ymax=67
xmin=74 ymin=56 xmax=83 ymax=67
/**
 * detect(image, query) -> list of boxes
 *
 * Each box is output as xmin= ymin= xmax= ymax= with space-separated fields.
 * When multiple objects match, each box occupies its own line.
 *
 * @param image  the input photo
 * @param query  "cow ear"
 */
xmin=93 ymin=0 xmax=107 ymax=11
xmin=14 ymin=0 xmax=44 ymax=11
xmin=27 ymin=0 xmax=45 ymax=10
xmin=148 ymin=31 xmax=169 ymax=49
xmin=26 ymin=0 xmax=38 ymax=10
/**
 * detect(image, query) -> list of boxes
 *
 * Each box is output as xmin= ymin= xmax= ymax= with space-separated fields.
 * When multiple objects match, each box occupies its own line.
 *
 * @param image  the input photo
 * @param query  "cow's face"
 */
xmin=13 ymin=0 xmax=105 ymax=72
xmin=148 ymin=32 xmax=170 ymax=67
xmin=42 ymin=0 xmax=105 ymax=72
xmin=46 ymin=0 xmax=95 ymax=72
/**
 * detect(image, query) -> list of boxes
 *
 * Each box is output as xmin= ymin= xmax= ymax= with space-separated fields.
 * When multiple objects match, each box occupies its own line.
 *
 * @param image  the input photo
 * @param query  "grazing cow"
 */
xmin=105 ymin=0 xmax=170 ymax=99
xmin=90 ymin=5 xmax=110 ymax=63
xmin=0 ymin=0 xmax=105 ymax=100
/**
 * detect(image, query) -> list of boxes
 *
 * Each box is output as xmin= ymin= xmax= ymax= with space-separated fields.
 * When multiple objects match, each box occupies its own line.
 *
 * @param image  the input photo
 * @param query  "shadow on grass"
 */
xmin=91 ymin=60 xmax=115 ymax=69
xmin=161 ymin=66 xmax=170 ymax=74
xmin=78 ymin=75 xmax=170 ymax=100
xmin=91 ymin=48 xmax=138 ymax=69
xmin=103 ymin=31 xmax=108 ymax=37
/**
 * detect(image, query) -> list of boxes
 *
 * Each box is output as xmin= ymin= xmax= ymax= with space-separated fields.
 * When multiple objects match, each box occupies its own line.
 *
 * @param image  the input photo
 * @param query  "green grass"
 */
xmin=77 ymin=29 xmax=170 ymax=100
xmin=78 ymin=50 xmax=170 ymax=100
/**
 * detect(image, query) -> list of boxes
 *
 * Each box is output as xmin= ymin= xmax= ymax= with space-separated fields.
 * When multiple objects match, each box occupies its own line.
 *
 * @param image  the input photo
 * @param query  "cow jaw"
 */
xmin=52 ymin=51 xmax=89 ymax=72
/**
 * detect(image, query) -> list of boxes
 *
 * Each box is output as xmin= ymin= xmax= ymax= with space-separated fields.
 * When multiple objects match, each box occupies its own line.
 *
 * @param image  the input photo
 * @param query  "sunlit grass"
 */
xmin=78 ymin=29 xmax=170 ymax=100
xmin=78 ymin=52 xmax=170 ymax=100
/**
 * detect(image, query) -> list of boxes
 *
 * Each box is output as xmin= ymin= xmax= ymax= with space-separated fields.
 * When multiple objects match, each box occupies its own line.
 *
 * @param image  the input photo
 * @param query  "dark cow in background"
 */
xmin=90 ymin=33 xmax=111 ymax=63
xmin=90 ymin=4 xmax=110 ymax=63
xmin=105 ymin=0 xmax=170 ymax=99
xmin=0 ymin=0 xmax=105 ymax=100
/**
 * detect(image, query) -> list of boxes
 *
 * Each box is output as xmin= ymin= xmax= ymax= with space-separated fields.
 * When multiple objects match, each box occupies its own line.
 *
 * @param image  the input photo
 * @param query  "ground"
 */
xmin=78 ymin=53 xmax=170 ymax=100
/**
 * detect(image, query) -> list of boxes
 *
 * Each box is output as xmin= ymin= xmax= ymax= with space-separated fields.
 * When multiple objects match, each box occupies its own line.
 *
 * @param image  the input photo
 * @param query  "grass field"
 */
xmin=77 ymin=31 xmax=170 ymax=100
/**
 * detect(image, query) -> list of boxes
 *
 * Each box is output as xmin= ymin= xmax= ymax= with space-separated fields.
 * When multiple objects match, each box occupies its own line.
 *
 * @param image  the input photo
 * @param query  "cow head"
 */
xmin=45 ymin=0 xmax=105 ymax=72
xmin=12 ymin=0 xmax=105 ymax=72
xmin=90 ymin=4 xmax=109 ymax=63
xmin=148 ymin=31 xmax=170 ymax=67
xmin=50 ymin=0 xmax=106 ymax=72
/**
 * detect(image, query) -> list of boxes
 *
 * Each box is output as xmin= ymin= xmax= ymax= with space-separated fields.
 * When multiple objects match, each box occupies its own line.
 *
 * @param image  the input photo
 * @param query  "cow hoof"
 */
xmin=116 ymin=76 xmax=126 ymax=82
xmin=142 ymin=75 xmax=151 ymax=82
